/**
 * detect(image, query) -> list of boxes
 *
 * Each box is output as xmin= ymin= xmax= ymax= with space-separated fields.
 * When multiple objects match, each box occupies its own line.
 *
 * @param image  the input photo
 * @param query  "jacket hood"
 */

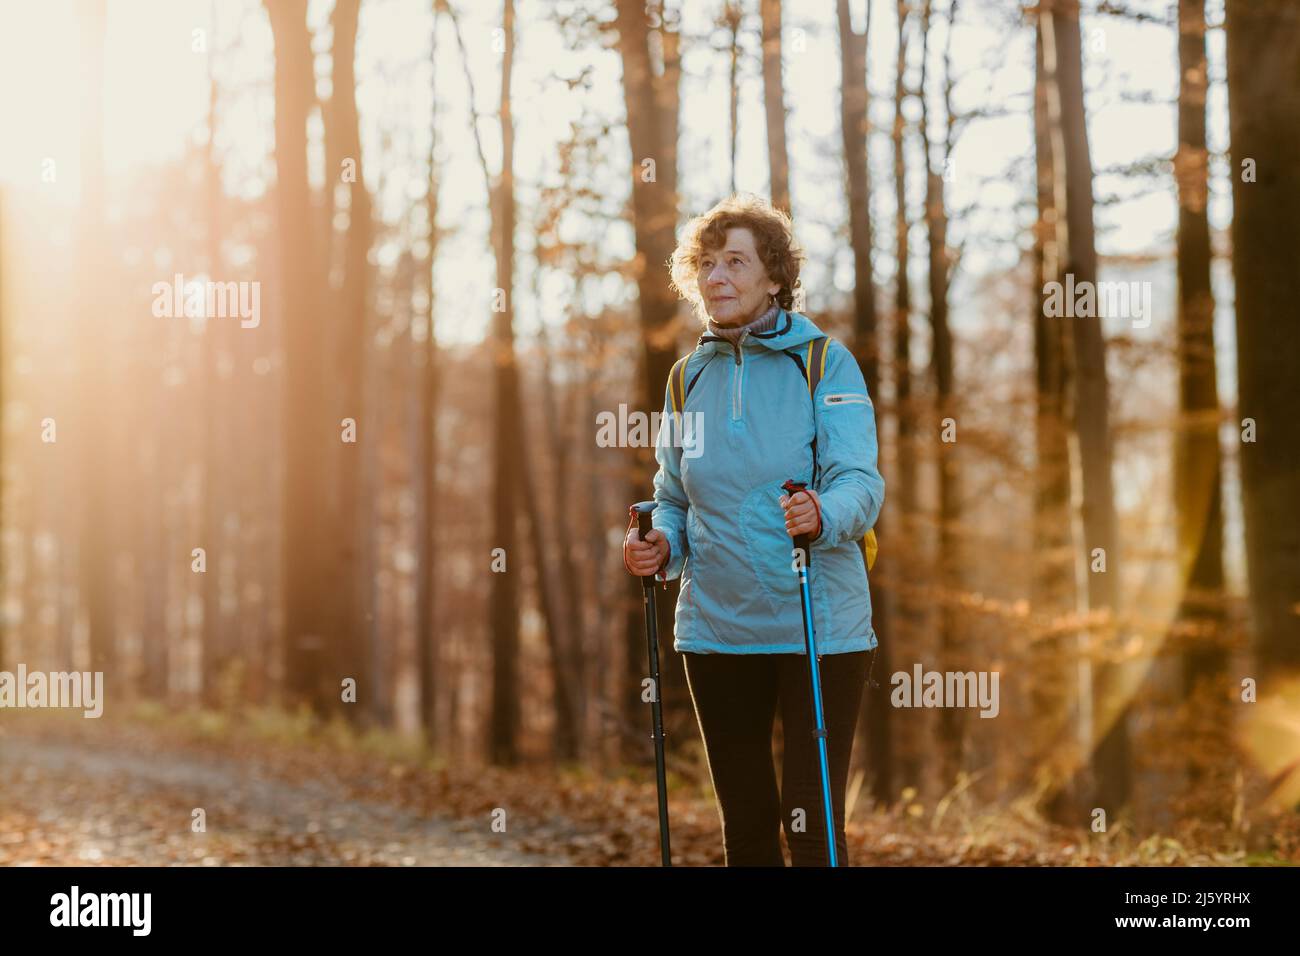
xmin=696 ymin=308 xmax=826 ymax=356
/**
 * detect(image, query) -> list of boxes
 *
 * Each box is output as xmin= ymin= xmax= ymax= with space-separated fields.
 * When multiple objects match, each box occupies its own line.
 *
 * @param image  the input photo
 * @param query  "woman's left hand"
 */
xmin=779 ymin=489 xmax=822 ymax=540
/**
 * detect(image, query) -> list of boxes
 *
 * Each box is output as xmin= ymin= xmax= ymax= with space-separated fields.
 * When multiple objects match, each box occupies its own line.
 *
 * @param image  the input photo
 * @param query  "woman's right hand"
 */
xmin=624 ymin=527 xmax=670 ymax=577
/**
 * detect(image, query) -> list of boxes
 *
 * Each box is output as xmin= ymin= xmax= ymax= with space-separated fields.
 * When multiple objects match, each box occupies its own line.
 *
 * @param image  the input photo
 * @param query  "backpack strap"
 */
xmin=803 ymin=336 xmax=832 ymax=397
xmin=668 ymin=351 xmax=720 ymax=414
xmin=668 ymin=354 xmax=691 ymax=416
xmin=786 ymin=337 xmax=831 ymax=489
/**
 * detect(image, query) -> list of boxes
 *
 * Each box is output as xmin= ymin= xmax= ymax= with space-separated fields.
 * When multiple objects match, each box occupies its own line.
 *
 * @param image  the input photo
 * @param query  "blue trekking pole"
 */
xmin=781 ymin=479 xmax=838 ymax=867
xmin=630 ymin=500 xmax=672 ymax=866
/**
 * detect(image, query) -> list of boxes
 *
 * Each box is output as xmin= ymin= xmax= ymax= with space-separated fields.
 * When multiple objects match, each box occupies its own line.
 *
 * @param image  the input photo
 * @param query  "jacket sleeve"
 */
xmin=810 ymin=340 xmax=885 ymax=552
xmin=650 ymin=367 xmax=690 ymax=581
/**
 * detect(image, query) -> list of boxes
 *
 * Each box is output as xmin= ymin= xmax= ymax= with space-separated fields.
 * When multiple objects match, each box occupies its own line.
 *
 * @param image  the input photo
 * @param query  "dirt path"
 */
xmin=4 ymin=716 xmax=1250 ymax=867
xmin=0 ymin=730 xmax=572 ymax=866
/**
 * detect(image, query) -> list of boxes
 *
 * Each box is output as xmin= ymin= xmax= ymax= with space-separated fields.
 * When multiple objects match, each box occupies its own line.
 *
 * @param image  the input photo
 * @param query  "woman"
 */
xmin=623 ymin=193 xmax=885 ymax=866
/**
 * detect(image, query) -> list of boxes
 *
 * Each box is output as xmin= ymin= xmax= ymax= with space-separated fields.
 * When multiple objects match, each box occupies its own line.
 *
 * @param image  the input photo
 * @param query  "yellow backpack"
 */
xmin=668 ymin=335 xmax=879 ymax=573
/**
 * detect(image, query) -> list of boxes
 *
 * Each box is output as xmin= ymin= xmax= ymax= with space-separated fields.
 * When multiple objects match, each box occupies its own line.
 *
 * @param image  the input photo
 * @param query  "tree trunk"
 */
xmin=838 ymin=0 xmax=879 ymax=389
xmin=919 ymin=0 xmax=962 ymax=787
xmin=884 ymin=0 xmax=919 ymax=803
xmin=328 ymin=0 xmax=374 ymax=725
xmin=837 ymin=0 xmax=891 ymax=807
xmin=615 ymin=0 xmax=687 ymax=764
xmin=725 ymin=1 xmax=742 ymax=197
xmin=540 ymin=322 xmax=588 ymax=754
xmin=266 ymin=0 xmax=330 ymax=714
xmin=200 ymin=44 xmax=226 ymax=707
xmin=487 ymin=0 xmax=522 ymax=765
xmin=892 ymin=0 xmax=915 ymax=523
xmin=77 ymin=0 xmax=115 ymax=688
xmin=515 ymin=370 xmax=580 ymax=760
xmin=416 ymin=1 xmax=442 ymax=750
xmin=760 ymin=0 xmax=790 ymax=214
xmin=1174 ymin=0 xmax=1229 ymax=798
xmin=581 ymin=330 xmax=615 ymax=764
xmin=1225 ymin=0 xmax=1300 ymax=674
xmin=1030 ymin=12 xmax=1080 ymax=823
xmin=1041 ymin=0 xmax=1130 ymax=812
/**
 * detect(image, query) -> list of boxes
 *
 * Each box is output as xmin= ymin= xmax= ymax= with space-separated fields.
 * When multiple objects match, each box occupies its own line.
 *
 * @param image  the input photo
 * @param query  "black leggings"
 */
xmin=682 ymin=649 xmax=871 ymax=866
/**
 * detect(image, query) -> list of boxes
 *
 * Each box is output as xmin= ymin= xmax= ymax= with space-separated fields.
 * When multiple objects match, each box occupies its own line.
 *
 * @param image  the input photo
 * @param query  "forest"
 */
xmin=0 ymin=0 xmax=1296 ymax=868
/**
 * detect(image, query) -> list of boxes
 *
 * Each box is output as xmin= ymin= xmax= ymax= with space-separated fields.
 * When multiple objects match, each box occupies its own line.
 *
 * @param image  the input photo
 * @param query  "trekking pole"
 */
xmin=630 ymin=500 xmax=672 ymax=867
xmin=780 ymin=479 xmax=838 ymax=867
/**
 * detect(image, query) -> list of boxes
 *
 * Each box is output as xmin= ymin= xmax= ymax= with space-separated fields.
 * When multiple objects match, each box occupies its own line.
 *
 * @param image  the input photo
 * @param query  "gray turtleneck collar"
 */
xmin=705 ymin=301 xmax=781 ymax=348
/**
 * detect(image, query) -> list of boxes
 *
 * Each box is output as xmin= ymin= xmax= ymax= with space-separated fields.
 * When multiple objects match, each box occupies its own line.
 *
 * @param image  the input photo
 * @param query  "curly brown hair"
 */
xmin=669 ymin=193 xmax=806 ymax=325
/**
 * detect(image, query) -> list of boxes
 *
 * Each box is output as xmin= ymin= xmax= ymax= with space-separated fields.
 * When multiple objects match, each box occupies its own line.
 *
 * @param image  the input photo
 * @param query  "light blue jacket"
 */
xmin=651 ymin=309 xmax=884 ymax=655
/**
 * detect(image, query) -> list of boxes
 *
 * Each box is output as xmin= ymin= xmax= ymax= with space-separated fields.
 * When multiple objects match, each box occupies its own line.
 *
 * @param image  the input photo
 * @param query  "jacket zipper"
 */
xmin=732 ymin=342 xmax=744 ymax=420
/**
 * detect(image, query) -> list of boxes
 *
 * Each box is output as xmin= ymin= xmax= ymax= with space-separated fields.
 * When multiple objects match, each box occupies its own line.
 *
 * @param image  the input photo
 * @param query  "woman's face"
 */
xmin=697 ymin=227 xmax=779 ymax=327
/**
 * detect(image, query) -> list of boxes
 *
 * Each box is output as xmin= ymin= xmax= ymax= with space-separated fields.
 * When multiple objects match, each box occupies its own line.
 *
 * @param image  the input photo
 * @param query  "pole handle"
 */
xmin=631 ymin=500 xmax=659 ymax=589
xmin=781 ymin=479 xmax=812 ymax=562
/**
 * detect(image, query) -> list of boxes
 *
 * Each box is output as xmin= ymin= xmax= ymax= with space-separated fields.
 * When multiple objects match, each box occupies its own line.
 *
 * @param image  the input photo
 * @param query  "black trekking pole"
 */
xmin=781 ymin=479 xmax=838 ymax=867
xmin=630 ymin=500 xmax=672 ymax=866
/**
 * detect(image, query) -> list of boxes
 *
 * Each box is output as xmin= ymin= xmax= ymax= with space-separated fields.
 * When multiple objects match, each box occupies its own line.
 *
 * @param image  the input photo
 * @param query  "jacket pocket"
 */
xmin=739 ymin=485 xmax=802 ymax=617
xmin=685 ymin=506 xmax=713 ymax=571
xmin=822 ymin=391 xmax=871 ymax=407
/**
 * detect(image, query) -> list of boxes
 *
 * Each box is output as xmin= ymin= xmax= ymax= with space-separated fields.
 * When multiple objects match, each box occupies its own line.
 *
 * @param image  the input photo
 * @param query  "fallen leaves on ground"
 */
xmin=1 ymin=710 xmax=1292 ymax=867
